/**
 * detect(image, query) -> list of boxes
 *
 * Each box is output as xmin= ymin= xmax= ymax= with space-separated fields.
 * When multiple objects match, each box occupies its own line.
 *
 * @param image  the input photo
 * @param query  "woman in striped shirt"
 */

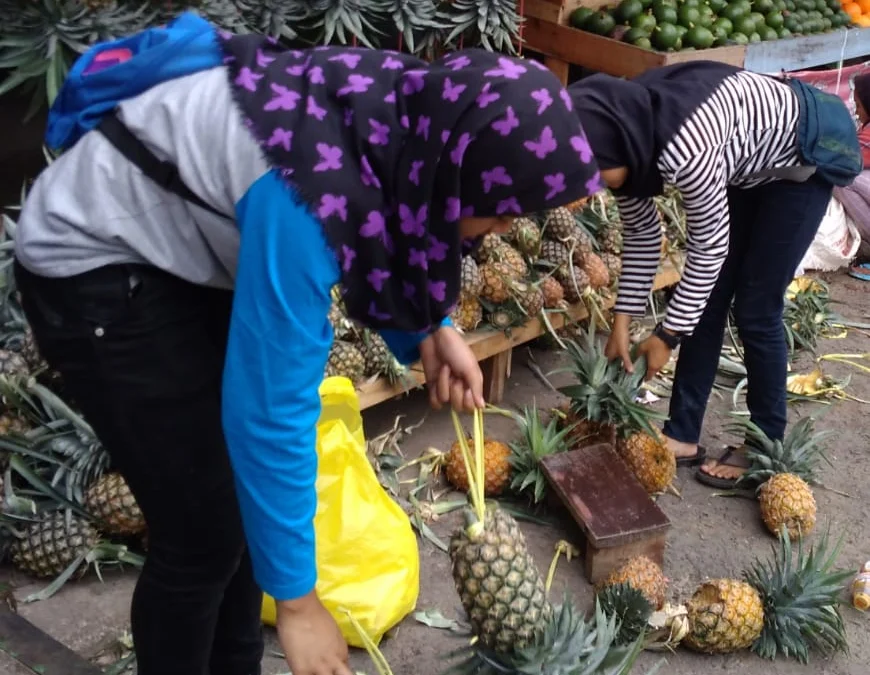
xmin=570 ymin=61 xmax=858 ymax=487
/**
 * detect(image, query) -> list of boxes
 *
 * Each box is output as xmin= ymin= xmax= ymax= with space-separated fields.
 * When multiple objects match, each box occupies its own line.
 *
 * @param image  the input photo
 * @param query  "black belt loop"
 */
xmin=96 ymin=112 xmax=226 ymax=219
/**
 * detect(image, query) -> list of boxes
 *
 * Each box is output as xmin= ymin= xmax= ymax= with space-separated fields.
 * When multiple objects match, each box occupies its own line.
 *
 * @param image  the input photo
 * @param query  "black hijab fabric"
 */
xmin=569 ymin=61 xmax=743 ymax=199
xmin=218 ymin=34 xmax=601 ymax=334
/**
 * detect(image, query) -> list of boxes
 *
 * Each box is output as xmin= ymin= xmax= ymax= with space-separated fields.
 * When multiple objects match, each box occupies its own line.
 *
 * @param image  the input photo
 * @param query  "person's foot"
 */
xmin=698 ymin=446 xmax=750 ymax=481
xmin=664 ymin=435 xmax=706 ymax=466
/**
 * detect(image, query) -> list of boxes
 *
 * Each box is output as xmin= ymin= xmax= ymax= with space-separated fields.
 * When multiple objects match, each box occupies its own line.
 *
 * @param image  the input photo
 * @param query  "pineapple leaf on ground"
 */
xmin=507 ymin=401 xmax=574 ymax=503
xmin=744 ymin=524 xmax=852 ymax=663
xmin=597 ymin=583 xmax=654 ymax=647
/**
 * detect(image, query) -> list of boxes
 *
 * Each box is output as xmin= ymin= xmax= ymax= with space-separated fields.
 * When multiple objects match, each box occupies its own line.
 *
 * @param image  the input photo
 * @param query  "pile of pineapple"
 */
xmin=0 ymin=247 xmax=145 ymax=598
xmin=450 ymin=206 xmax=623 ymax=336
xmin=443 ymin=411 xmax=852 ymax=672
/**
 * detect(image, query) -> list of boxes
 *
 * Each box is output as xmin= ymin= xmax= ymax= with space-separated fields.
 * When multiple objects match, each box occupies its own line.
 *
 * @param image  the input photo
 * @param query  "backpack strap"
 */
xmin=96 ymin=113 xmax=226 ymax=218
xmin=743 ymin=164 xmax=818 ymax=183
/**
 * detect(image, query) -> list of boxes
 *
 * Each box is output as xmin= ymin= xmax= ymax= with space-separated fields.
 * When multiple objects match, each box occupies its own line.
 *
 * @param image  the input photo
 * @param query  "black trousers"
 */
xmin=663 ymin=176 xmax=833 ymax=445
xmin=15 ymin=261 xmax=264 ymax=675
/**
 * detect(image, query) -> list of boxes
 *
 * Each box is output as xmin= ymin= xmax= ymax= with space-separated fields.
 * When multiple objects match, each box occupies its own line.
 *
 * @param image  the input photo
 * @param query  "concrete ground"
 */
xmin=2 ymin=270 xmax=869 ymax=675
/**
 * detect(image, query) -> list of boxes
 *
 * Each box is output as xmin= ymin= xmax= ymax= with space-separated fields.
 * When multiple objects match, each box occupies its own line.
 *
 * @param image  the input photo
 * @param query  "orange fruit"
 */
xmin=845 ymin=2 xmax=862 ymax=19
xmin=859 ymin=0 xmax=870 ymax=13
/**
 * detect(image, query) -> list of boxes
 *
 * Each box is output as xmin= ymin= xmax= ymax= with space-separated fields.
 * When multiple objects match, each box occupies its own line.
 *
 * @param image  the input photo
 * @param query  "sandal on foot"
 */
xmin=849 ymin=262 xmax=870 ymax=281
xmin=676 ymin=445 xmax=707 ymax=467
xmin=694 ymin=446 xmax=749 ymax=489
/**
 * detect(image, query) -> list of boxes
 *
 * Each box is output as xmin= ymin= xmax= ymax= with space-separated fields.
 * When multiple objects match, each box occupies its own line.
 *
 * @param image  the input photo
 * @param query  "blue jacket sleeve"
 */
xmin=377 ymin=315 xmax=453 ymax=366
xmin=222 ymin=170 xmax=340 ymax=601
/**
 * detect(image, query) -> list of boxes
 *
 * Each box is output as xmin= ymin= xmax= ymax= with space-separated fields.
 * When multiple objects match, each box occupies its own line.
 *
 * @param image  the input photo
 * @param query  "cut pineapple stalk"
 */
xmin=544 ymin=540 xmax=580 ymax=596
xmin=342 ymin=608 xmax=394 ymax=675
xmin=450 ymin=409 xmax=486 ymax=534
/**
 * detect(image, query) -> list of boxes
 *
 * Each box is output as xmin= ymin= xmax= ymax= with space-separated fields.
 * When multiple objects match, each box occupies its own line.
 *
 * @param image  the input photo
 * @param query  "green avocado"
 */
xmin=586 ymin=11 xmax=617 ymax=35
xmin=624 ymin=26 xmax=652 ymax=42
xmin=731 ymin=30 xmax=751 ymax=43
xmin=709 ymin=0 xmax=729 ymax=12
xmin=735 ymin=15 xmax=758 ymax=33
xmin=634 ymin=35 xmax=654 ymax=48
xmin=766 ymin=10 xmax=785 ymax=28
xmin=632 ymin=12 xmax=658 ymax=31
xmin=678 ymin=4 xmax=702 ymax=26
xmin=721 ymin=3 xmax=748 ymax=22
xmin=685 ymin=24 xmax=716 ymax=47
xmin=616 ymin=0 xmax=645 ymax=23
xmin=654 ymin=3 xmax=679 ymax=23
xmin=778 ymin=26 xmax=794 ymax=36
xmin=760 ymin=25 xmax=780 ymax=38
xmin=653 ymin=21 xmax=680 ymax=49
xmin=570 ymin=7 xmax=596 ymax=28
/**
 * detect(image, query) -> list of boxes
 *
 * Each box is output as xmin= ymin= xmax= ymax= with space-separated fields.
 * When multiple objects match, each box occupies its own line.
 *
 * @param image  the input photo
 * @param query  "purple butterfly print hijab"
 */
xmin=219 ymin=35 xmax=601 ymax=333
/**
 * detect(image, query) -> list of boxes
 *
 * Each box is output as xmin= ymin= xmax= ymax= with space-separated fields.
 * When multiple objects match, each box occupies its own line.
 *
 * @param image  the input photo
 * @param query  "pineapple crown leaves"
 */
xmin=507 ymin=402 xmax=574 ymax=503
xmin=596 ymin=583 xmax=654 ymax=647
xmin=728 ymin=415 xmax=833 ymax=488
xmin=744 ymin=524 xmax=853 ymax=664
xmin=306 ymin=0 xmax=391 ymax=48
xmin=386 ymin=0 xmax=445 ymax=54
xmin=444 ymin=594 xmax=650 ymax=675
xmin=235 ymin=0 xmax=311 ymax=41
xmin=439 ymin=0 xmax=523 ymax=54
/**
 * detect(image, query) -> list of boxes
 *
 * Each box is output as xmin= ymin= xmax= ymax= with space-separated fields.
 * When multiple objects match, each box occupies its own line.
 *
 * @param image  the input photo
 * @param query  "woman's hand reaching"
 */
xmin=277 ymin=591 xmax=352 ymax=675
xmin=420 ymin=326 xmax=486 ymax=412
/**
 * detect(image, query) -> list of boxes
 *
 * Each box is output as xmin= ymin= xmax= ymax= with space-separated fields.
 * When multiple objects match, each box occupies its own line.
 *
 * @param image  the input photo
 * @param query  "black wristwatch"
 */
xmin=653 ymin=322 xmax=682 ymax=349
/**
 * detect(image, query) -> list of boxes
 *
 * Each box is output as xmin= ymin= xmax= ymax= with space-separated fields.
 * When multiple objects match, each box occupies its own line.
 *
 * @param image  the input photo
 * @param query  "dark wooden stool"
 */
xmin=541 ymin=443 xmax=671 ymax=584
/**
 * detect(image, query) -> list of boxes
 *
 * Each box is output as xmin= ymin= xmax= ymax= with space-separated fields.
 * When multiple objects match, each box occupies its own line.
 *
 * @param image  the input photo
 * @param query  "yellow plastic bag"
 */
xmin=261 ymin=376 xmax=420 ymax=647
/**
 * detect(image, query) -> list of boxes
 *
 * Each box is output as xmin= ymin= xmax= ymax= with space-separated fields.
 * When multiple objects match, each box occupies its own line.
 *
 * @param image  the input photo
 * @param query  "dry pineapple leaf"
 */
xmin=413 ymin=608 xmax=462 ymax=630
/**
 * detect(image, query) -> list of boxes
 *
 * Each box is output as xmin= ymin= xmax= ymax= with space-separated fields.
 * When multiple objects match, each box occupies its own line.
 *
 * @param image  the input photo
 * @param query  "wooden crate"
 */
xmin=357 ymin=261 xmax=682 ymax=410
xmin=523 ymin=0 xmax=870 ymax=82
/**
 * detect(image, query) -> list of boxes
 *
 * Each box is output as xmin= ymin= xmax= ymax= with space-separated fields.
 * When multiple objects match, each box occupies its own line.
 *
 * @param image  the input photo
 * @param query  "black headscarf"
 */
xmin=569 ymin=61 xmax=743 ymax=199
xmin=218 ymin=34 xmax=601 ymax=334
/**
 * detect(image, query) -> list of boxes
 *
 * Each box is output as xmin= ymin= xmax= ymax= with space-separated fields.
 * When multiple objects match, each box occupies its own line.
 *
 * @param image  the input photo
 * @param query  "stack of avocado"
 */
xmin=570 ymin=0 xmax=854 ymax=52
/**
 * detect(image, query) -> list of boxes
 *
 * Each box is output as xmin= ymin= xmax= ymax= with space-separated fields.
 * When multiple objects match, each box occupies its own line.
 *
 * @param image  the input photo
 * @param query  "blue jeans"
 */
xmin=664 ymin=176 xmax=833 ymax=445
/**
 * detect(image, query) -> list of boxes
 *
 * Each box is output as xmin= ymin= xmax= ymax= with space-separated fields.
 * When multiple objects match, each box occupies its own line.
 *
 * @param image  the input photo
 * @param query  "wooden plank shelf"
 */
xmin=523 ymin=0 xmax=870 ymax=82
xmin=357 ymin=261 xmax=682 ymax=411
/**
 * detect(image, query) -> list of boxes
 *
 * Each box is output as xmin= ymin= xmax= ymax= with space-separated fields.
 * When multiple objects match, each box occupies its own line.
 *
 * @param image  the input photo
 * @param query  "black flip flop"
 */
xmin=675 ymin=445 xmax=707 ymax=467
xmin=694 ymin=446 xmax=749 ymax=489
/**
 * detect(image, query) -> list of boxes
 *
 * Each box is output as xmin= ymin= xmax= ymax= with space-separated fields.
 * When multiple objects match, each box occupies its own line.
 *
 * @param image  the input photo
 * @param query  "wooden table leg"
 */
xmin=544 ymin=57 xmax=570 ymax=86
xmin=482 ymin=349 xmax=512 ymax=404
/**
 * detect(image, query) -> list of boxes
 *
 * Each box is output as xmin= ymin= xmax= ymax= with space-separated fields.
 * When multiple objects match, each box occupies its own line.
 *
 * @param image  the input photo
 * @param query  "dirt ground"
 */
xmin=2 ymin=270 xmax=869 ymax=675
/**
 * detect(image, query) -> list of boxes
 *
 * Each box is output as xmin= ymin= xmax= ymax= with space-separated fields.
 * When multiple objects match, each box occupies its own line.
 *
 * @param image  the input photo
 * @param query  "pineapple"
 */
xmin=0 ymin=409 xmax=31 ymax=436
xmin=0 ymin=349 xmax=29 ymax=377
xmin=734 ymin=417 xmax=826 ymax=539
xmin=327 ymin=301 xmax=353 ymax=341
xmin=566 ymin=196 xmax=590 ymax=213
xmin=445 ymin=437 xmax=511 ymax=496
xmin=617 ymin=426 xmax=676 ymax=495
xmin=539 ymin=276 xmax=565 ymax=309
xmin=556 ymin=265 xmax=590 ymax=304
xmin=508 ymin=217 xmax=542 ymax=258
xmin=684 ymin=578 xmax=764 ymax=654
xmin=450 ymin=504 xmax=552 ymax=652
xmin=601 ymin=252 xmax=622 ymax=286
xmin=460 ymin=256 xmax=483 ymax=297
xmin=599 ymin=223 xmax=623 ymax=255
xmin=537 ymin=240 xmax=572 ymax=276
xmin=325 ymin=340 xmax=366 ymax=384
xmin=686 ymin=527 xmax=851 ymax=662
xmin=507 ymin=403 xmax=573 ymax=503
xmin=12 ymin=512 xmax=99 ymax=579
xmin=542 ymin=207 xmax=576 ymax=242
xmin=489 ymin=242 xmax=528 ymax=279
xmin=84 ymin=472 xmax=146 ymax=536
xmin=486 ymin=304 xmax=526 ymax=331
xmin=581 ymin=251 xmax=610 ymax=290
xmin=479 ymin=262 xmax=513 ymax=303
xmin=473 ymin=233 xmax=505 ymax=264
xmin=511 ymin=281 xmax=544 ymax=318
xmin=450 ymin=294 xmax=483 ymax=333
xmin=571 ymin=226 xmax=595 ymax=263
xmin=597 ymin=556 xmax=668 ymax=610
xmin=358 ymin=329 xmax=406 ymax=384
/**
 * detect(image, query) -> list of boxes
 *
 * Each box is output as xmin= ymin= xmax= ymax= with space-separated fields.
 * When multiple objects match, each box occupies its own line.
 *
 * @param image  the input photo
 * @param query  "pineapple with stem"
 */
xmin=685 ymin=525 xmax=852 ymax=662
xmin=732 ymin=416 xmax=830 ymax=539
xmin=446 ymin=409 xmax=652 ymax=675
xmin=503 ymin=401 xmax=575 ymax=504
xmin=448 ymin=409 xmax=552 ymax=653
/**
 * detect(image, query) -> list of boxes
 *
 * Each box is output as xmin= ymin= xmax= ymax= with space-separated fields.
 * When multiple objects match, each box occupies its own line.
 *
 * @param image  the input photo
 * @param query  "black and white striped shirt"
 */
xmin=614 ymin=70 xmax=802 ymax=335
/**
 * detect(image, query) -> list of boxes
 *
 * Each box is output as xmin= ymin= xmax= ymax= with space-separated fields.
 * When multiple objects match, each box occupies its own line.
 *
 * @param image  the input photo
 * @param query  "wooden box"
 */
xmin=523 ymin=0 xmax=870 ymax=81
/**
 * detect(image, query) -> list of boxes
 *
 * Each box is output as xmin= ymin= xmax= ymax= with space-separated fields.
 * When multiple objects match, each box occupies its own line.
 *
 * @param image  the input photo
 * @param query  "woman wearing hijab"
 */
xmin=13 ymin=12 xmax=600 ymax=675
xmin=569 ymin=61 xmax=860 ymax=489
